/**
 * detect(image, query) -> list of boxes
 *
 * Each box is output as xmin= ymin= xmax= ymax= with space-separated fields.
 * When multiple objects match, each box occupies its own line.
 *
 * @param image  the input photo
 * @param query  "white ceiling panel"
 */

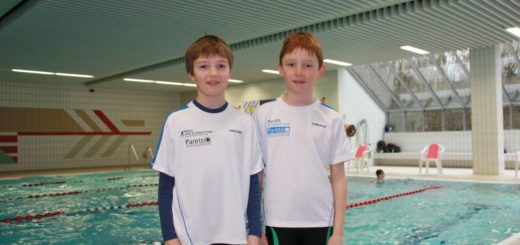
xmin=0 ymin=0 xmax=518 ymax=92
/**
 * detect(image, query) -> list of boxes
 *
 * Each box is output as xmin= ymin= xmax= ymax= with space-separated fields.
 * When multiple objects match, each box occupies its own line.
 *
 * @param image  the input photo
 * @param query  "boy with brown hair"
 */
xmin=253 ymin=32 xmax=351 ymax=244
xmin=153 ymin=35 xmax=263 ymax=245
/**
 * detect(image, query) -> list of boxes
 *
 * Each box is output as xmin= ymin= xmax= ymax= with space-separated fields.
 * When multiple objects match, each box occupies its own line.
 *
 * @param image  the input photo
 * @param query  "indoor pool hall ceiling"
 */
xmin=0 ymin=0 xmax=519 ymax=92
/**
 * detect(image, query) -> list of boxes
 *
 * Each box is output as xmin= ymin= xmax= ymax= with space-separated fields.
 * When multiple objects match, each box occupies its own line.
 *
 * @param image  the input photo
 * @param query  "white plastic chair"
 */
xmin=349 ymin=144 xmax=371 ymax=173
xmin=419 ymin=143 xmax=445 ymax=175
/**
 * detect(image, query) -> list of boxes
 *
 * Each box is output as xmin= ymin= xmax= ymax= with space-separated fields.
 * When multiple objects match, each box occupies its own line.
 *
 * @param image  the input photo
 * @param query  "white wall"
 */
xmin=383 ymin=131 xmax=472 ymax=153
xmin=337 ymin=68 xmax=386 ymax=163
xmin=0 ymin=80 xmax=180 ymax=172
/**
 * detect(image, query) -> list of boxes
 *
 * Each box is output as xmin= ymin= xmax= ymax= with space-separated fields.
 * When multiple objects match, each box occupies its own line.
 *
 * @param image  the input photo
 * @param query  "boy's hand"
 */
xmin=327 ymin=234 xmax=343 ymax=245
xmin=247 ymin=235 xmax=260 ymax=245
xmin=164 ymin=239 xmax=181 ymax=245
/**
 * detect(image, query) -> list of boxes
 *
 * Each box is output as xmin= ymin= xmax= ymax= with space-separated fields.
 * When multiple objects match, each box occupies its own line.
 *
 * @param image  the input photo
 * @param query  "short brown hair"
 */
xmin=279 ymin=32 xmax=323 ymax=68
xmin=184 ymin=35 xmax=233 ymax=75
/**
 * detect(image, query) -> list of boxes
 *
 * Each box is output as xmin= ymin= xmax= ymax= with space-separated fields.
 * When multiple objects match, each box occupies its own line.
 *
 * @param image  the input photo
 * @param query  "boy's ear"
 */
xmin=188 ymin=73 xmax=195 ymax=82
xmin=278 ymin=64 xmax=284 ymax=77
xmin=318 ymin=63 xmax=327 ymax=77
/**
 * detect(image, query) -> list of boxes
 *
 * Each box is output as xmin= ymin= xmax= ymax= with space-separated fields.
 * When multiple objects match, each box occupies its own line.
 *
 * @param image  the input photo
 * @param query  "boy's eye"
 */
xmin=285 ymin=62 xmax=295 ymax=67
xmin=217 ymin=64 xmax=228 ymax=69
xmin=305 ymin=63 xmax=314 ymax=68
xmin=198 ymin=64 xmax=208 ymax=69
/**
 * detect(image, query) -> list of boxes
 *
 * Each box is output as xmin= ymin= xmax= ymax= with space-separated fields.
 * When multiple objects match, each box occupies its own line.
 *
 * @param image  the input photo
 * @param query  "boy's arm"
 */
xmin=247 ymin=173 xmax=262 ymax=238
xmin=329 ymin=162 xmax=346 ymax=243
xmin=158 ymin=172 xmax=178 ymax=242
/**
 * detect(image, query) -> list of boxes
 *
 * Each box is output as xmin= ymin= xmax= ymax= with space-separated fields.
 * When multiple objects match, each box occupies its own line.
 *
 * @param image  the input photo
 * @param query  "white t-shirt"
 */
xmin=253 ymin=97 xmax=351 ymax=227
xmin=153 ymin=101 xmax=263 ymax=245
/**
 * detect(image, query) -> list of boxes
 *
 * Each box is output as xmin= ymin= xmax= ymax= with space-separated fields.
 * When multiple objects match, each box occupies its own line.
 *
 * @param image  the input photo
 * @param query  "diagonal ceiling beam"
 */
xmin=407 ymin=58 xmax=444 ymax=110
xmin=428 ymin=54 xmax=465 ymax=108
xmin=388 ymin=62 xmax=424 ymax=110
xmin=367 ymin=64 xmax=404 ymax=109
xmin=0 ymin=0 xmax=42 ymax=31
xmin=346 ymin=67 xmax=388 ymax=113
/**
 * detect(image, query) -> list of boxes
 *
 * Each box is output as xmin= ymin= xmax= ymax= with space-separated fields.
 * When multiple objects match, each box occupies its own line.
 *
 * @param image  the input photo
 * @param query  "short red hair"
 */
xmin=279 ymin=32 xmax=323 ymax=68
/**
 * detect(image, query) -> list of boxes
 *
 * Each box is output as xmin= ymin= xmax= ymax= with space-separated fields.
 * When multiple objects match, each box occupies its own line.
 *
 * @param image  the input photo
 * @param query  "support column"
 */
xmin=470 ymin=46 xmax=504 ymax=175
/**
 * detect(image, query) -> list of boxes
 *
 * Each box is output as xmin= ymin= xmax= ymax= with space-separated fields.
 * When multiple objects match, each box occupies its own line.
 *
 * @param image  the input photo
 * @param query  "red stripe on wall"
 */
xmin=1 ymin=146 xmax=17 ymax=153
xmin=94 ymin=110 xmax=120 ymax=133
xmin=19 ymin=131 xmax=150 ymax=136
xmin=12 ymin=156 xmax=18 ymax=162
xmin=0 ymin=136 xmax=17 ymax=142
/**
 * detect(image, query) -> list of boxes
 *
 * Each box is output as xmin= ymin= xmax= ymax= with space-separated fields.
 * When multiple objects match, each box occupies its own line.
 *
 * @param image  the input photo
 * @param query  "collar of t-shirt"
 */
xmin=277 ymin=96 xmax=320 ymax=111
xmin=192 ymin=99 xmax=228 ymax=113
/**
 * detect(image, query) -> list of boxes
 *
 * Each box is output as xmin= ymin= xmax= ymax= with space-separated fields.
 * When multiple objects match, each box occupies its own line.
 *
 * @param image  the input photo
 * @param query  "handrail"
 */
xmin=128 ymin=144 xmax=140 ymax=164
xmin=146 ymin=147 xmax=154 ymax=160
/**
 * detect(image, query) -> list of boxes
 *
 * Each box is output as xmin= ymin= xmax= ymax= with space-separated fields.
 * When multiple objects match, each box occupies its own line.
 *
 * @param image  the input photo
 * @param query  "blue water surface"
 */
xmin=1 ymin=170 xmax=519 ymax=244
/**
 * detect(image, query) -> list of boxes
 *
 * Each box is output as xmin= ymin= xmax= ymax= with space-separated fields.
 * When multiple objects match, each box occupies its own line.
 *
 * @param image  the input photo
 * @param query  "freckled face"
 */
xmin=278 ymin=48 xmax=325 ymax=96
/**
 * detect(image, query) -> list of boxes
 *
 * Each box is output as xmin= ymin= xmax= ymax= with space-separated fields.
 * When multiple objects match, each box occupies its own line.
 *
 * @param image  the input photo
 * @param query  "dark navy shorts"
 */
xmin=266 ymin=226 xmax=333 ymax=245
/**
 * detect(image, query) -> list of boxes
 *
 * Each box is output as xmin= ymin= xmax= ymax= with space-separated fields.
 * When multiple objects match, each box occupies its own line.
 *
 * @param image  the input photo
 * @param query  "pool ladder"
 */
xmin=128 ymin=144 xmax=155 ymax=165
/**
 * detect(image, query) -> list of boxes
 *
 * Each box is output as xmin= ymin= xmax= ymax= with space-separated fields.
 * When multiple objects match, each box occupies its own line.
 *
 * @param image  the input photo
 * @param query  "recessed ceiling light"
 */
xmin=123 ymin=78 xmax=155 ymax=83
xmin=324 ymin=59 xmax=352 ymax=67
xmin=155 ymin=81 xmax=184 ymax=86
xmin=124 ymin=77 xmax=196 ymax=87
xmin=506 ymin=27 xmax=520 ymax=38
xmin=12 ymin=69 xmax=54 ymax=75
xmin=12 ymin=69 xmax=93 ymax=78
xmin=55 ymin=73 xmax=93 ymax=78
xmin=228 ymin=79 xmax=244 ymax=83
xmin=400 ymin=45 xmax=429 ymax=55
xmin=261 ymin=69 xmax=279 ymax=75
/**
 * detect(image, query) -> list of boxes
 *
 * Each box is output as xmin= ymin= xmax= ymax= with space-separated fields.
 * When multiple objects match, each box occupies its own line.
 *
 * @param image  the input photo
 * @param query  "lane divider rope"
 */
xmin=1 ymin=186 xmax=444 ymax=223
xmin=1 ymin=183 xmax=158 ymax=202
xmin=1 ymin=173 xmax=157 ymax=188
xmin=1 ymin=201 xmax=158 ymax=223
xmin=346 ymin=186 xmax=444 ymax=209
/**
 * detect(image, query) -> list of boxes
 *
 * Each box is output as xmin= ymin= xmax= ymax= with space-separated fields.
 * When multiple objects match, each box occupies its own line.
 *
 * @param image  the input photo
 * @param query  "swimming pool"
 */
xmin=1 ymin=170 xmax=519 ymax=244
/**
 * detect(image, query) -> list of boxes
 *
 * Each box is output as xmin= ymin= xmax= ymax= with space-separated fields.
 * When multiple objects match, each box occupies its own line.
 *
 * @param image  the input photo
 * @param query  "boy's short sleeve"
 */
xmin=152 ymin=117 xmax=176 ymax=177
xmin=329 ymin=115 xmax=352 ymax=165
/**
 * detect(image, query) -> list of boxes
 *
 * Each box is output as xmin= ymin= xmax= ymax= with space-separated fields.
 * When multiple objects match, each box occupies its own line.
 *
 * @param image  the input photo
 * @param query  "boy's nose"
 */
xmin=209 ymin=66 xmax=218 ymax=76
xmin=295 ymin=66 xmax=302 ymax=75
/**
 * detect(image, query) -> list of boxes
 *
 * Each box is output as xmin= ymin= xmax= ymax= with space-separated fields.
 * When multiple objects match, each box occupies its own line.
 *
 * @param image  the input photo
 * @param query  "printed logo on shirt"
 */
xmin=311 ymin=122 xmax=327 ymax=128
xmin=180 ymin=129 xmax=194 ymax=137
xmin=266 ymin=118 xmax=290 ymax=137
xmin=185 ymin=137 xmax=211 ymax=147
xmin=267 ymin=126 xmax=290 ymax=136
xmin=228 ymin=129 xmax=242 ymax=134
xmin=180 ymin=129 xmax=213 ymax=137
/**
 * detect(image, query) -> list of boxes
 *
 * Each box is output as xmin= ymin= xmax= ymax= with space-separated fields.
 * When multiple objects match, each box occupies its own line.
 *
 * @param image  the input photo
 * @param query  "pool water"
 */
xmin=345 ymin=177 xmax=520 ymax=244
xmin=1 ymin=170 xmax=519 ymax=244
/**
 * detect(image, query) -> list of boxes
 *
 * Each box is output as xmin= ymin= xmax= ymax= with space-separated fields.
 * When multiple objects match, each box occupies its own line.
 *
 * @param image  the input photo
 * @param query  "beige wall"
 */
xmin=0 ymin=80 xmax=180 ymax=172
